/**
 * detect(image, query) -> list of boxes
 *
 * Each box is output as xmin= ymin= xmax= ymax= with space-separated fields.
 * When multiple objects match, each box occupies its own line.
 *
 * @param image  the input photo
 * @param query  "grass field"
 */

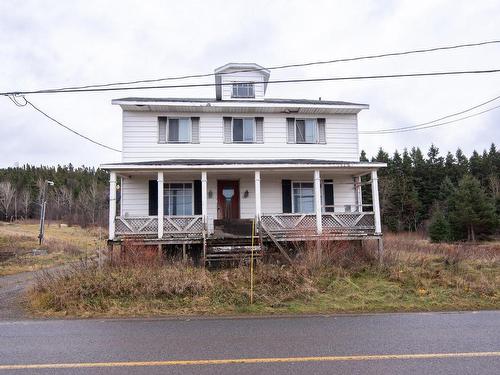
xmin=28 ymin=233 xmax=500 ymax=317
xmin=0 ymin=221 xmax=105 ymax=276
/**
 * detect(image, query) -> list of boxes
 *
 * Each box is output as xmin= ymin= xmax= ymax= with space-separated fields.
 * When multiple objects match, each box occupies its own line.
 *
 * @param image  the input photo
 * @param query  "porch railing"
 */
xmin=115 ymin=215 xmax=204 ymax=238
xmin=115 ymin=216 xmax=158 ymax=236
xmin=321 ymin=212 xmax=375 ymax=231
xmin=260 ymin=212 xmax=375 ymax=235
xmin=163 ymin=215 xmax=204 ymax=235
xmin=260 ymin=214 xmax=317 ymax=233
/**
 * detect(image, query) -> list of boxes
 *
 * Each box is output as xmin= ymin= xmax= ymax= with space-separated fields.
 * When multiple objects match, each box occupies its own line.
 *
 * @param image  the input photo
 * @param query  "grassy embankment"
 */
xmin=28 ymin=233 xmax=499 ymax=317
xmin=0 ymin=221 xmax=104 ymax=276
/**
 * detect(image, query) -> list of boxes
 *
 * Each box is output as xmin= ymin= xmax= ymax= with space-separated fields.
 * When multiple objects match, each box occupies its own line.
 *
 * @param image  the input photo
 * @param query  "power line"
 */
xmin=360 ymin=93 xmax=500 ymax=134
xmin=16 ymin=96 xmax=121 ymax=152
xmin=2 ymin=69 xmax=500 ymax=96
xmin=2 ymin=39 xmax=499 ymax=95
xmin=361 ymin=104 xmax=500 ymax=134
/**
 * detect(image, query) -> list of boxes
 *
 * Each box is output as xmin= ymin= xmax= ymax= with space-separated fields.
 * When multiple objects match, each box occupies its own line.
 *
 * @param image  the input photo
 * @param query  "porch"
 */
xmin=106 ymin=160 xmax=384 ymax=244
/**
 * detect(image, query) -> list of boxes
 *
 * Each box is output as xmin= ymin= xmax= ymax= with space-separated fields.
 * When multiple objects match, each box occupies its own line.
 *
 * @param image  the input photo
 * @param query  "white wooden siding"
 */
xmin=220 ymin=70 xmax=265 ymax=100
xmin=122 ymin=112 xmax=359 ymax=163
xmin=120 ymin=172 xmax=357 ymax=218
xmin=120 ymin=176 xmax=149 ymax=217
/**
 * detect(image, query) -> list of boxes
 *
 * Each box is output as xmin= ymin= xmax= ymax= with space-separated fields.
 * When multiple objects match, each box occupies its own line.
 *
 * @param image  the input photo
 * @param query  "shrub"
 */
xmin=429 ymin=207 xmax=451 ymax=243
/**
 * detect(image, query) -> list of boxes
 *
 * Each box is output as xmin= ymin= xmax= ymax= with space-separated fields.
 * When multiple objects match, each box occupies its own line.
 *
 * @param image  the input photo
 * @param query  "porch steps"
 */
xmin=205 ymin=245 xmax=262 ymax=263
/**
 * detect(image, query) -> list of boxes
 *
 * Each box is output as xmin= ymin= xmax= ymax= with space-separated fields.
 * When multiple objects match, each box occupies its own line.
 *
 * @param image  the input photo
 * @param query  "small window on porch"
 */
xmin=232 ymin=118 xmax=255 ymax=143
xmin=292 ymin=182 xmax=314 ymax=213
xmin=164 ymin=183 xmax=193 ymax=215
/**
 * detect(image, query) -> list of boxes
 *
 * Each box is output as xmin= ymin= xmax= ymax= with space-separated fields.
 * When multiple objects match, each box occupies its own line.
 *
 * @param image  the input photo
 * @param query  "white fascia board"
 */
xmin=100 ymin=162 xmax=387 ymax=171
xmin=111 ymin=99 xmax=369 ymax=112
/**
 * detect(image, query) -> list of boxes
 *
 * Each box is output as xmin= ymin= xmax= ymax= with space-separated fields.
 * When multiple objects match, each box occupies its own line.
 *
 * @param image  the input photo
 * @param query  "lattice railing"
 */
xmin=164 ymin=216 xmax=204 ymax=234
xmin=260 ymin=214 xmax=317 ymax=233
xmin=115 ymin=215 xmax=205 ymax=238
xmin=322 ymin=212 xmax=375 ymax=232
xmin=260 ymin=212 xmax=375 ymax=235
xmin=115 ymin=216 xmax=158 ymax=236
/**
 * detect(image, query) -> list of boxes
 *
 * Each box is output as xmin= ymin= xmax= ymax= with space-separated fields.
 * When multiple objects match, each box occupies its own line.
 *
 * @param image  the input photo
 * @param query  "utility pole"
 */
xmin=38 ymin=180 xmax=54 ymax=245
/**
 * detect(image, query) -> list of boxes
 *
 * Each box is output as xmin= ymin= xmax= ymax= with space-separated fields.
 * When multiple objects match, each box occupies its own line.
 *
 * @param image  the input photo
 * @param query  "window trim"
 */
xmin=294 ymin=118 xmax=318 ymax=144
xmin=291 ymin=181 xmax=315 ymax=214
xmin=163 ymin=181 xmax=194 ymax=216
xmin=158 ymin=117 xmax=192 ymax=144
xmin=231 ymin=82 xmax=255 ymax=98
xmin=231 ymin=117 xmax=256 ymax=143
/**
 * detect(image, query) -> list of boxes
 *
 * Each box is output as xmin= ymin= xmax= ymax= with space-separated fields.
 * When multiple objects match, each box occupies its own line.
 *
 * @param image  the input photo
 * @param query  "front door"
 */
xmin=217 ymin=180 xmax=240 ymax=220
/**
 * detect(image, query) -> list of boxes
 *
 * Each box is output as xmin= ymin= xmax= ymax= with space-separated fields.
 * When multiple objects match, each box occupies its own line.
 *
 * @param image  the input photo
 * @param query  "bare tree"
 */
xmin=20 ymin=188 xmax=31 ymax=219
xmin=0 ymin=181 xmax=16 ymax=220
xmin=59 ymin=186 xmax=74 ymax=223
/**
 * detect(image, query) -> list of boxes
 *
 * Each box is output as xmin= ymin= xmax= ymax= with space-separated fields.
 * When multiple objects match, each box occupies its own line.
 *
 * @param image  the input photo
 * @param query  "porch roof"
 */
xmin=101 ymin=159 xmax=386 ymax=173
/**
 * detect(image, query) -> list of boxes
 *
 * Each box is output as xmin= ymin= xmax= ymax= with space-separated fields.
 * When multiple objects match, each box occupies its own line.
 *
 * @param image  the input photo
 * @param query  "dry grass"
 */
xmin=0 ymin=221 xmax=105 ymax=275
xmin=27 ymin=233 xmax=500 ymax=317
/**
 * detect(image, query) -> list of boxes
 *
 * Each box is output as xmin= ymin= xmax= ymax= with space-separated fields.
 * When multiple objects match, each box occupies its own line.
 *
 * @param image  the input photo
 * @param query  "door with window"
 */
xmin=217 ymin=180 xmax=240 ymax=220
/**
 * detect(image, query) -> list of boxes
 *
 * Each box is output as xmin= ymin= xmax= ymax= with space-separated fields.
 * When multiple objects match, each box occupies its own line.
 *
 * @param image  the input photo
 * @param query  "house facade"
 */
xmin=101 ymin=63 xmax=385 ymax=262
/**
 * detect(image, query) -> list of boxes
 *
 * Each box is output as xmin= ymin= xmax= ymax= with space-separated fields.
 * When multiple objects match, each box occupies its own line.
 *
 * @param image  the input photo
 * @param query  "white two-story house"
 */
xmin=101 ymin=63 xmax=385 ymax=262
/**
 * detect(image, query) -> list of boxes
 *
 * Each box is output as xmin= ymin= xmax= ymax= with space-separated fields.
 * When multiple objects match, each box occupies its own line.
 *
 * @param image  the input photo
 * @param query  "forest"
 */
xmin=0 ymin=143 xmax=498 ymax=241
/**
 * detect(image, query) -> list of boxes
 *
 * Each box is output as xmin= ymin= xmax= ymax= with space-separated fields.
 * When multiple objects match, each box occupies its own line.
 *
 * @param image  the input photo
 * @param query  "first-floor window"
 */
xmin=233 ymin=118 xmax=254 ymax=142
xmin=292 ymin=182 xmax=314 ymax=213
xmin=168 ymin=118 xmax=191 ymax=142
xmin=295 ymin=119 xmax=317 ymax=143
xmin=164 ymin=183 xmax=193 ymax=215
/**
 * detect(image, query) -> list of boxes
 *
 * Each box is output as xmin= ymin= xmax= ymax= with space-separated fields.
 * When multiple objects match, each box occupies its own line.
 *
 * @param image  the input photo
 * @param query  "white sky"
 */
xmin=0 ymin=0 xmax=498 ymax=168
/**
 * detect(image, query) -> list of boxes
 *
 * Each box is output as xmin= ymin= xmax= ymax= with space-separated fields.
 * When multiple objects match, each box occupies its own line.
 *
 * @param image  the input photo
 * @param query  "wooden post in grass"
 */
xmin=250 ymin=220 xmax=255 ymax=305
xmin=377 ymin=237 xmax=384 ymax=265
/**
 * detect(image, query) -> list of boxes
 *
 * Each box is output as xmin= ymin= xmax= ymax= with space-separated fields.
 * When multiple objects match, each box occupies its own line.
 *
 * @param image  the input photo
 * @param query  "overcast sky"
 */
xmin=0 ymin=0 xmax=498 ymax=168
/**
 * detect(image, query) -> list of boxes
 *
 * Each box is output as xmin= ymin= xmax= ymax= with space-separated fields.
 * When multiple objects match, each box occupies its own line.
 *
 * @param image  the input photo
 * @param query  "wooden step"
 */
xmin=206 ymin=245 xmax=262 ymax=262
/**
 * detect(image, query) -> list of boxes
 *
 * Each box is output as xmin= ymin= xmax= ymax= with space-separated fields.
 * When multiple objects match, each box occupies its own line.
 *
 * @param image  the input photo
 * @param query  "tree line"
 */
xmin=0 ymin=164 xmax=109 ymax=227
xmin=362 ymin=143 xmax=499 ymax=241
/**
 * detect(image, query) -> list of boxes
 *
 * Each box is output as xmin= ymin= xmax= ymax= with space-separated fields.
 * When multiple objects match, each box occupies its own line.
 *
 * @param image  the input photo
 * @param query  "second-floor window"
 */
xmin=295 ymin=119 xmax=317 ymax=143
xmin=232 ymin=83 xmax=255 ymax=98
xmin=286 ymin=117 xmax=326 ymax=144
xmin=232 ymin=118 xmax=255 ymax=143
xmin=168 ymin=118 xmax=190 ymax=143
xmin=158 ymin=117 xmax=199 ymax=144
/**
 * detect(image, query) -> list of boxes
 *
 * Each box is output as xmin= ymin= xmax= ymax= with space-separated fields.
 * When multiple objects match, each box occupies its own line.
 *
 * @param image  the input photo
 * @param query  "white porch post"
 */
xmin=314 ymin=170 xmax=322 ymax=235
xmin=371 ymin=170 xmax=382 ymax=234
xmin=108 ymin=171 xmax=116 ymax=240
xmin=201 ymin=171 xmax=208 ymax=225
xmin=157 ymin=171 xmax=164 ymax=239
xmin=355 ymin=175 xmax=363 ymax=212
xmin=254 ymin=171 xmax=261 ymax=220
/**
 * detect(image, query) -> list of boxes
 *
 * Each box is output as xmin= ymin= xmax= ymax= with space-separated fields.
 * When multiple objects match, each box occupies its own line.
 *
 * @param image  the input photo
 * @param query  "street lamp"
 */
xmin=38 ymin=180 xmax=54 ymax=245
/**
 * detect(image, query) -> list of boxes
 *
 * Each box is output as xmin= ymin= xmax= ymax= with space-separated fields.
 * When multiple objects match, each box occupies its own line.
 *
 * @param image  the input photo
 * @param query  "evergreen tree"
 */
xmin=448 ymin=175 xmax=498 ymax=241
xmin=359 ymin=150 xmax=368 ymax=162
xmin=429 ymin=206 xmax=451 ymax=243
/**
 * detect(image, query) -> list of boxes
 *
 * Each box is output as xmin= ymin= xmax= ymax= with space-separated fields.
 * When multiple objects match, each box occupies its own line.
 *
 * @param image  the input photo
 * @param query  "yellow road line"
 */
xmin=1 ymin=352 xmax=499 ymax=370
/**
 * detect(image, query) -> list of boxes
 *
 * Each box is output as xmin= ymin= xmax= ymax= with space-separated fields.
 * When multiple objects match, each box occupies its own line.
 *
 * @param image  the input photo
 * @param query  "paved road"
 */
xmin=0 ymin=311 xmax=499 ymax=374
